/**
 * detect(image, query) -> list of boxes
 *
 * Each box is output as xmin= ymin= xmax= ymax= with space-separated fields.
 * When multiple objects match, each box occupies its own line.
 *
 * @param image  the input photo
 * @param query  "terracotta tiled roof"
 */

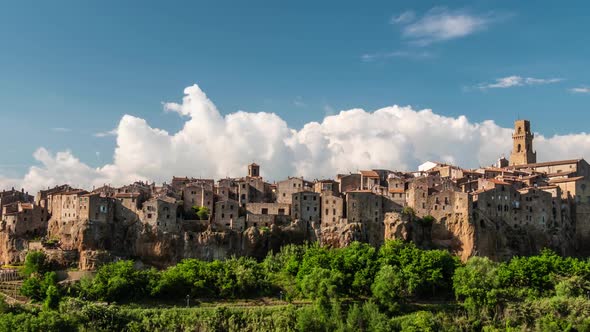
xmin=388 ymin=188 xmax=404 ymax=193
xmin=359 ymin=170 xmax=379 ymax=178
xmin=546 ymin=170 xmax=577 ymax=177
xmin=20 ymin=203 xmax=33 ymax=210
xmin=487 ymin=179 xmax=511 ymax=185
xmin=484 ymin=167 xmax=515 ymax=173
xmin=114 ymin=192 xmax=141 ymax=198
xmin=60 ymin=190 xmax=87 ymax=196
xmin=472 ymin=188 xmax=496 ymax=194
xmin=549 ymin=176 xmax=585 ymax=184
xmin=510 ymin=159 xmax=582 ymax=169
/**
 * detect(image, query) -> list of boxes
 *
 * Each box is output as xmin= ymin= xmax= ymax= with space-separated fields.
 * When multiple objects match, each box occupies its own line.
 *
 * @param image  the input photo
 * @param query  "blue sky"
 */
xmin=1 ymin=1 xmax=589 ymax=181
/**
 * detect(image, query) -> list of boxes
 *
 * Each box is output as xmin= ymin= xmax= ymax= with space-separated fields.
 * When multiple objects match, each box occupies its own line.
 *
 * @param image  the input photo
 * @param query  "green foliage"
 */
xmin=192 ymin=206 xmax=210 ymax=220
xmin=20 ymin=271 xmax=58 ymax=303
xmin=79 ymin=260 xmax=151 ymax=303
xmin=5 ymin=245 xmax=590 ymax=332
xmin=397 ymin=311 xmax=440 ymax=332
xmin=21 ymin=251 xmax=48 ymax=277
xmin=453 ymin=257 xmax=503 ymax=315
xmin=418 ymin=215 xmax=435 ymax=226
xmin=12 ymin=240 xmax=590 ymax=331
xmin=555 ymin=276 xmax=590 ymax=298
xmin=371 ymin=265 xmax=403 ymax=312
xmin=378 ymin=240 xmax=458 ymax=298
xmin=43 ymin=285 xmax=60 ymax=310
xmin=401 ymin=206 xmax=416 ymax=218
xmin=151 ymin=256 xmax=270 ymax=300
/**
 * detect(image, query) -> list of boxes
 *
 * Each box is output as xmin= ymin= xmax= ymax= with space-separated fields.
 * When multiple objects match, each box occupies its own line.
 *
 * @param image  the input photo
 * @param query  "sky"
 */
xmin=0 ymin=1 xmax=589 ymax=192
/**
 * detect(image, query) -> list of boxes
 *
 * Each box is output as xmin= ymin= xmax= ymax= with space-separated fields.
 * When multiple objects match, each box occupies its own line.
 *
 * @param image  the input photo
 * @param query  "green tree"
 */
xmin=453 ymin=256 xmax=503 ymax=315
xmin=192 ymin=206 xmax=210 ymax=220
xmin=80 ymin=260 xmax=151 ymax=303
xmin=44 ymin=285 xmax=60 ymax=310
xmin=22 ymin=251 xmax=48 ymax=277
xmin=20 ymin=271 xmax=58 ymax=302
xmin=371 ymin=265 xmax=403 ymax=312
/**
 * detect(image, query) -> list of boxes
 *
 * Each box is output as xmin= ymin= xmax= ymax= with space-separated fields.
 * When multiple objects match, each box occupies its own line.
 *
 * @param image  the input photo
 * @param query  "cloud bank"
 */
xmin=1 ymin=84 xmax=590 ymax=193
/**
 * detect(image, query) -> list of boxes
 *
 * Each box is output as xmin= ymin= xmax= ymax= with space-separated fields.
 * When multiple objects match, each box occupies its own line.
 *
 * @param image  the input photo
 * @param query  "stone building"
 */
xmin=276 ymin=177 xmax=313 ymax=204
xmin=79 ymin=193 xmax=115 ymax=223
xmin=510 ymin=119 xmax=537 ymax=166
xmin=182 ymin=183 xmax=215 ymax=218
xmin=314 ymin=179 xmax=340 ymax=196
xmin=1 ymin=202 xmax=44 ymax=237
xmin=337 ymin=173 xmax=361 ymax=193
xmin=359 ymin=170 xmax=380 ymax=191
xmin=213 ymin=199 xmax=243 ymax=230
xmin=141 ymin=196 xmax=181 ymax=233
xmin=320 ymin=192 xmax=344 ymax=226
xmin=344 ymin=191 xmax=384 ymax=246
xmin=292 ymin=191 xmax=320 ymax=223
xmin=0 ymin=188 xmax=34 ymax=219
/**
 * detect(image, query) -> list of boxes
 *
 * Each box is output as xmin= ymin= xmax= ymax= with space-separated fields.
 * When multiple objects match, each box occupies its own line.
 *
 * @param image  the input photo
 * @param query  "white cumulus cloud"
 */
xmin=2 ymin=84 xmax=590 ymax=194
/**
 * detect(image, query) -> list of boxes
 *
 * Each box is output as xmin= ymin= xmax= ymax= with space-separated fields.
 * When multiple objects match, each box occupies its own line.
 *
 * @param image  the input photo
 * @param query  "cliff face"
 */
xmin=317 ymin=210 xmax=575 ymax=262
xmin=0 ymin=203 xmax=576 ymax=269
xmin=10 ymin=214 xmax=315 ymax=270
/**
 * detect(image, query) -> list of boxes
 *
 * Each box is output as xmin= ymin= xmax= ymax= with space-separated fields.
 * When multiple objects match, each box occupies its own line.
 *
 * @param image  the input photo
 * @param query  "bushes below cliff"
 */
xmin=7 ymin=242 xmax=590 ymax=330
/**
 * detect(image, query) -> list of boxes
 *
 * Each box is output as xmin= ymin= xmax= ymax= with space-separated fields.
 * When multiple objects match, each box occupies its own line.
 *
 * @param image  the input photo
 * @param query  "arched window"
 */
xmin=517 ymin=144 xmax=522 ymax=152
xmin=518 ymin=127 xmax=522 ymax=134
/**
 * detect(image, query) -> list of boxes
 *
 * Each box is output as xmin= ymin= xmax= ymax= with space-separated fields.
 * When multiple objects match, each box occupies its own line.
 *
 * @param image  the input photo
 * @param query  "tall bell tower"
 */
xmin=509 ymin=119 xmax=536 ymax=166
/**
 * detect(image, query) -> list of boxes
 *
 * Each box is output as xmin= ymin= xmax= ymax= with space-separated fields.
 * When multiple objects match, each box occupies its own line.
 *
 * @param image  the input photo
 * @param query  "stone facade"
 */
xmin=276 ymin=177 xmax=313 ymax=204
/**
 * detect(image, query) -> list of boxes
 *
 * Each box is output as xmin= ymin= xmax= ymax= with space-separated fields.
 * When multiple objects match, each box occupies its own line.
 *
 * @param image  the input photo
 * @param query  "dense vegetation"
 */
xmin=2 ymin=242 xmax=590 ymax=331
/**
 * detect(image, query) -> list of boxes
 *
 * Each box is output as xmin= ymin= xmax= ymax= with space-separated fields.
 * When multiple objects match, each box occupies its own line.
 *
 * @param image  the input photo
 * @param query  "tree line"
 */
xmin=2 ymin=241 xmax=590 ymax=331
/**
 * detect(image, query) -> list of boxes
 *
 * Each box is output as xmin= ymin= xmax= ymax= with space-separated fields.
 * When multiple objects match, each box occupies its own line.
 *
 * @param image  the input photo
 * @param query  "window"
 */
xmin=261 ymin=208 xmax=268 ymax=215
xmin=278 ymin=208 xmax=285 ymax=215
xmin=333 ymin=208 xmax=336 ymax=214
xmin=303 ymin=196 xmax=307 ymax=200
xmin=325 ymin=209 xmax=329 ymax=215
xmin=229 ymin=214 xmax=233 ymax=219
xmin=147 ymin=213 xmax=152 ymax=218
xmin=306 ymin=206 xmax=310 ymax=211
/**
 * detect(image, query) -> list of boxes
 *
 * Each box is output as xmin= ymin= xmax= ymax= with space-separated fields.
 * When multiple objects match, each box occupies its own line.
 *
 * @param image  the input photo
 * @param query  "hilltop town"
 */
xmin=1 ymin=119 xmax=589 ymax=270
